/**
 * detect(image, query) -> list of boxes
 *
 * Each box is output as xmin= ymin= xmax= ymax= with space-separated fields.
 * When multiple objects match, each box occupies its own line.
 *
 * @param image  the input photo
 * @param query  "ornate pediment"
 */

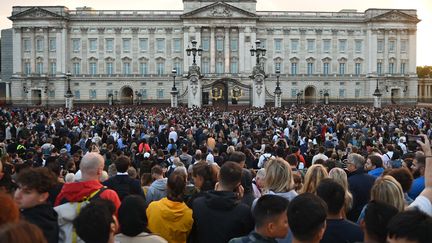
xmin=181 ymin=2 xmax=257 ymax=19
xmin=369 ymin=10 xmax=420 ymax=23
xmin=9 ymin=7 xmax=67 ymax=21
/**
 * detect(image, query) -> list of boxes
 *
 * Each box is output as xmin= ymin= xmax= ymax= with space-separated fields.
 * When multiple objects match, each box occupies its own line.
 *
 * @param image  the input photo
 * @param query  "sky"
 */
xmin=0 ymin=0 xmax=431 ymax=65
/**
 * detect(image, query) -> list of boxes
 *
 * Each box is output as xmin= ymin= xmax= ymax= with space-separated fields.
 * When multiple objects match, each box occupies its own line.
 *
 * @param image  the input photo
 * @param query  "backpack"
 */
xmin=54 ymin=188 xmax=106 ymax=243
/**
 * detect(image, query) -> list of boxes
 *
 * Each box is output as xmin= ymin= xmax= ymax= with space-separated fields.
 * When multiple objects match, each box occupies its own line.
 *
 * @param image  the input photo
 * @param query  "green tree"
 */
xmin=417 ymin=66 xmax=432 ymax=78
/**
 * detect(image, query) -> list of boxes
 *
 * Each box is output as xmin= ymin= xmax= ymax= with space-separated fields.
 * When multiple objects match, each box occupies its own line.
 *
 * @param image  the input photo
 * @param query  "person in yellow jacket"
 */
xmin=146 ymin=170 xmax=193 ymax=243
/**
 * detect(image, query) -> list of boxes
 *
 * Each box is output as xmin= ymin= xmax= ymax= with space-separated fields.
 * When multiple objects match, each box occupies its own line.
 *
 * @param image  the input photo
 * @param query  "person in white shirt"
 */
xmin=397 ymin=137 xmax=408 ymax=154
xmin=258 ymin=146 xmax=273 ymax=169
xmin=168 ymin=127 xmax=178 ymax=143
xmin=312 ymin=146 xmax=329 ymax=164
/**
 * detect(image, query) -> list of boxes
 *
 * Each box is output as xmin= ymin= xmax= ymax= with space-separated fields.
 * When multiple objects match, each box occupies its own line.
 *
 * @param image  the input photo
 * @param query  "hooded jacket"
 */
xmin=146 ymin=178 xmax=167 ymax=204
xmin=191 ymin=191 xmax=254 ymax=243
xmin=146 ymin=197 xmax=193 ymax=243
xmin=54 ymin=179 xmax=120 ymax=210
xmin=21 ymin=204 xmax=59 ymax=243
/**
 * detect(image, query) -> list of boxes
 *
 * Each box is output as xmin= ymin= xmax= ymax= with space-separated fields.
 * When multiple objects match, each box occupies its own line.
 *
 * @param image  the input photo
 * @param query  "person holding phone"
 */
xmin=407 ymin=134 xmax=432 ymax=216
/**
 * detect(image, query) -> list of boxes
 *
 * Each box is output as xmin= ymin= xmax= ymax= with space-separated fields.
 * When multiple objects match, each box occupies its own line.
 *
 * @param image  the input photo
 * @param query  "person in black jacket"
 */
xmin=346 ymin=153 xmax=376 ymax=221
xmin=14 ymin=167 xmax=59 ymax=243
xmin=190 ymin=161 xmax=254 ymax=243
xmin=103 ymin=155 xmax=144 ymax=201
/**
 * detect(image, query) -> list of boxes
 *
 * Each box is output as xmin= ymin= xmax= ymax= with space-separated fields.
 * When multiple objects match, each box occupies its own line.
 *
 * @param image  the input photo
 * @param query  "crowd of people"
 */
xmin=0 ymin=104 xmax=432 ymax=243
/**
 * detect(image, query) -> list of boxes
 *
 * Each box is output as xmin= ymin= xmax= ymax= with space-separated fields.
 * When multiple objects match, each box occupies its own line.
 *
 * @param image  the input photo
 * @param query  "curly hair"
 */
xmin=16 ymin=167 xmax=57 ymax=193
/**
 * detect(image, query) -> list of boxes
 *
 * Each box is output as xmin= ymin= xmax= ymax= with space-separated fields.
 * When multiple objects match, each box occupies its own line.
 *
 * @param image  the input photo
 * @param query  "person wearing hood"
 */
xmin=146 ymin=165 xmax=167 ymax=204
xmin=146 ymin=170 xmax=193 ymax=243
xmin=14 ymin=167 xmax=59 ymax=243
xmin=190 ymin=162 xmax=254 ymax=243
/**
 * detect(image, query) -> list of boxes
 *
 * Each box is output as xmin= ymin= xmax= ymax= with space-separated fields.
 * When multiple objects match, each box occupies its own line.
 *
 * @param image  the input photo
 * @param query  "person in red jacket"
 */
xmin=55 ymin=152 xmax=120 ymax=211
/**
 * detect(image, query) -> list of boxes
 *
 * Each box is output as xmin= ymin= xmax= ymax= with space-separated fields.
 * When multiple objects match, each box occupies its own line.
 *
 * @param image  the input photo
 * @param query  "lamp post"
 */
xmin=64 ymin=72 xmax=74 ymax=110
xmin=108 ymin=93 xmax=113 ymax=106
xmin=373 ymin=79 xmax=382 ymax=108
xmin=324 ymin=90 xmax=329 ymax=105
xmin=296 ymin=90 xmax=303 ymax=105
xmin=114 ymin=91 xmax=118 ymax=105
xmin=186 ymin=40 xmax=202 ymax=66
xmin=274 ymin=69 xmax=282 ymax=108
xmin=186 ymin=40 xmax=203 ymax=108
xmin=250 ymin=40 xmax=267 ymax=108
xmin=171 ymin=69 xmax=179 ymax=108
xmin=250 ymin=40 xmax=266 ymax=66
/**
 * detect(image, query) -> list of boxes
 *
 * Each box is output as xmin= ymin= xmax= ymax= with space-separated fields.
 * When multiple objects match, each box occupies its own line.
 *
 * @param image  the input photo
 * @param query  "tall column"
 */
xmin=44 ymin=27 xmax=49 ymax=74
xmin=5 ymin=82 xmax=11 ymax=104
xmin=247 ymin=27 xmax=257 ymax=73
xmin=81 ymin=28 xmax=89 ymax=74
xmin=367 ymin=29 xmax=377 ymax=74
xmin=56 ymin=29 xmax=63 ymax=74
xmin=98 ymin=28 xmax=106 ymax=74
xmin=12 ymin=28 xmax=22 ymax=75
xmin=383 ymin=30 xmax=389 ymax=74
xmin=239 ymin=27 xmax=245 ymax=73
xmin=183 ymin=26 xmax=190 ymax=71
xmin=31 ymin=28 xmax=37 ymax=73
xmin=408 ymin=29 xmax=417 ymax=74
xmin=61 ymin=28 xmax=67 ymax=74
xmin=210 ymin=27 xmax=216 ymax=73
xmin=166 ymin=27 xmax=173 ymax=68
xmin=114 ymin=27 xmax=122 ymax=73
xmin=195 ymin=27 xmax=202 ymax=67
xmin=224 ymin=27 xmax=230 ymax=73
xmin=396 ymin=30 xmax=401 ymax=72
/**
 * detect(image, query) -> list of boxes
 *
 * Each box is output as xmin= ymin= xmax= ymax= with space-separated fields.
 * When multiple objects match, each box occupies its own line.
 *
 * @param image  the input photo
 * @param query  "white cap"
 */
xmin=143 ymin=152 xmax=151 ymax=159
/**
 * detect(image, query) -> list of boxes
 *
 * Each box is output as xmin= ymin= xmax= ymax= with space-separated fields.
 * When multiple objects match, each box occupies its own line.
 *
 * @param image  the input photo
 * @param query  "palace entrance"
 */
xmin=304 ymin=86 xmax=317 ymax=104
xmin=391 ymin=88 xmax=401 ymax=104
xmin=211 ymin=81 xmax=228 ymax=109
xmin=120 ymin=86 xmax=134 ymax=105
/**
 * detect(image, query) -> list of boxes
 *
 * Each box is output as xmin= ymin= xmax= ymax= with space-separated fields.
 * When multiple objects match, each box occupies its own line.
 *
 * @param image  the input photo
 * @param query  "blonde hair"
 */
xmin=264 ymin=158 xmax=294 ymax=193
xmin=300 ymin=164 xmax=329 ymax=194
xmin=371 ymin=175 xmax=405 ymax=212
xmin=329 ymin=167 xmax=353 ymax=212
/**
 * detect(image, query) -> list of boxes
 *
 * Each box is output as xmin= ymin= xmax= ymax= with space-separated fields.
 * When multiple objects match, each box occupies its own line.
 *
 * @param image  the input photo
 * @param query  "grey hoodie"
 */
xmin=146 ymin=178 xmax=167 ymax=204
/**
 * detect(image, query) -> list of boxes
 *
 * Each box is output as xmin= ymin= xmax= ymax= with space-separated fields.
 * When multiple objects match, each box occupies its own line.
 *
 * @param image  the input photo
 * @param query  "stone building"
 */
xmin=2 ymin=0 xmax=420 ymax=107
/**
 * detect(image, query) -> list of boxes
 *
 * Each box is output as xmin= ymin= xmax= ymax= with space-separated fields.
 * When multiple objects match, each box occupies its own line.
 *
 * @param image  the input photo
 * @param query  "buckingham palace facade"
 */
xmin=2 ymin=0 xmax=420 ymax=107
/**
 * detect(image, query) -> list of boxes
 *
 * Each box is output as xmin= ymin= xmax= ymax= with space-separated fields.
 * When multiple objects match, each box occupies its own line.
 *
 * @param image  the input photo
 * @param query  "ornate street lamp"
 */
xmin=171 ymin=69 xmax=179 ymax=108
xmin=250 ymin=40 xmax=267 ymax=108
xmin=186 ymin=40 xmax=202 ymax=65
xmin=250 ymin=40 xmax=266 ymax=66
xmin=186 ymin=40 xmax=203 ymax=108
xmin=274 ymin=69 xmax=282 ymax=108
xmin=296 ymin=90 xmax=303 ymax=105
xmin=64 ymin=72 xmax=74 ymax=109
xmin=373 ymin=79 xmax=382 ymax=108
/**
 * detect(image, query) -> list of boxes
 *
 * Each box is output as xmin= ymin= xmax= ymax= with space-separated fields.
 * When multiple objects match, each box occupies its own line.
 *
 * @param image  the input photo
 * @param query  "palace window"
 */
xmin=323 ymin=39 xmax=331 ymax=53
xmin=106 ymin=39 xmax=114 ymax=52
xmin=49 ymin=38 xmax=56 ymax=52
xmin=72 ymin=39 xmax=80 ymax=52
xmin=139 ymin=38 xmax=148 ymax=52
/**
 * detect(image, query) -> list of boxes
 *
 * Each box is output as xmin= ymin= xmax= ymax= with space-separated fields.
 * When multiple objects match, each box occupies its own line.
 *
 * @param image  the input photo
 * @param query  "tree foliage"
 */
xmin=417 ymin=66 xmax=432 ymax=78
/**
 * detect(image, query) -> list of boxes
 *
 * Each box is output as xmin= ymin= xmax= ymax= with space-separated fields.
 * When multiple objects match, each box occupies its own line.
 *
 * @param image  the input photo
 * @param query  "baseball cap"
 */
xmin=143 ymin=152 xmax=151 ymax=159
